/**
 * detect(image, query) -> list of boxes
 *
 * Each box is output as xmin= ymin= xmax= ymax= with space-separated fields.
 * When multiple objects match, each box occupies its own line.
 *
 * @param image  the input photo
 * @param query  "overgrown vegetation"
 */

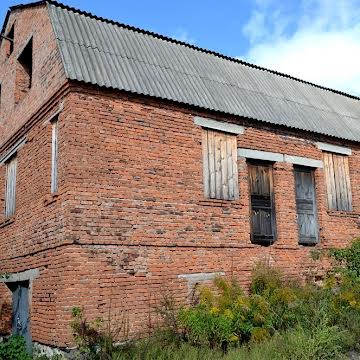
xmin=0 ymin=335 xmax=31 ymax=360
xmin=11 ymin=238 xmax=360 ymax=359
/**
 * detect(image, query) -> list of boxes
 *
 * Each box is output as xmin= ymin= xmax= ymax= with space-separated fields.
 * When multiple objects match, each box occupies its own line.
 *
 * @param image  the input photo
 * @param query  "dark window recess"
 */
xmin=248 ymin=161 xmax=276 ymax=245
xmin=294 ymin=167 xmax=319 ymax=245
xmin=5 ymin=24 xmax=14 ymax=57
xmin=7 ymin=281 xmax=31 ymax=351
xmin=15 ymin=38 xmax=32 ymax=104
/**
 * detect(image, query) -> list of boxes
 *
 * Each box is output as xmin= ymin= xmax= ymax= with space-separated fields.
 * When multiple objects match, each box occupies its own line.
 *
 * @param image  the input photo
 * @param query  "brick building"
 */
xmin=0 ymin=0 xmax=360 ymax=352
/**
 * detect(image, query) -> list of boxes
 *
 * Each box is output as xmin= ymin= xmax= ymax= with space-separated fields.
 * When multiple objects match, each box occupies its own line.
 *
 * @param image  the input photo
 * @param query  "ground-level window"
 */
xmin=248 ymin=161 xmax=276 ymax=244
xmin=323 ymin=152 xmax=352 ymax=211
xmin=4 ymin=155 xmax=17 ymax=218
xmin=202 ymin=128 xmax=239 ymax=200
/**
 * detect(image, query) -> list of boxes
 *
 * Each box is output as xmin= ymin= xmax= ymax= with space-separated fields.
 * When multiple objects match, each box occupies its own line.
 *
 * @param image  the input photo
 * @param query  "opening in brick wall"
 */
xmin=4 ymin=23 xmax=14 ymax=58
xmin=15 ymin=37 xmax=32 ymax=104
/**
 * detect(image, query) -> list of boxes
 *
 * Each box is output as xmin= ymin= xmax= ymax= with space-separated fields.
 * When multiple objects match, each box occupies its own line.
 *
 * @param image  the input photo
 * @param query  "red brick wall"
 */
xmin=24 ymin=86 xmax=354 ymax=346
xmin=0 ymin=83 xmax=359 ymax=347
xmin=0 ymin=4 xmax=67 ymax=147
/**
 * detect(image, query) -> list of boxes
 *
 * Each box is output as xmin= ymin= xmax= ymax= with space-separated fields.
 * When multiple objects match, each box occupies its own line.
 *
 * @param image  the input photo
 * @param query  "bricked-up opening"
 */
xmin=4 ymin=24 xmax=14 ymax=58
xmin=15 ymin=38 xmax=32 ymax=104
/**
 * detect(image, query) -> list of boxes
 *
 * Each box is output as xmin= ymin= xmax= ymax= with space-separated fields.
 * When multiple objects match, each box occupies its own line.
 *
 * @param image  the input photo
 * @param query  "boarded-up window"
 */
xmin=294 ymin=167 xmax=318 ymax=245
xmin=4 ymin=156 xmax=17 ymax=218
xmin=202 ymin=129 xmax=239 ymax=200
xmin=248 ymin=161 xmax=276 ymax=244
xmin=51 ymin=118 xmax=59 ymax=193
xmin=323 ymin=152 xmax=352 ymax=211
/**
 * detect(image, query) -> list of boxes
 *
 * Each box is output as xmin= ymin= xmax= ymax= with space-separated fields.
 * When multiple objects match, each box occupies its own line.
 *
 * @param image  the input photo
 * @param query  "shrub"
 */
xmin=329 ymin=237 xmax=360 ymax=278
xmin=178 ymin=276 xmax=273 ymax=350
xmin=0 ymin=335 xmax=31 ymax=360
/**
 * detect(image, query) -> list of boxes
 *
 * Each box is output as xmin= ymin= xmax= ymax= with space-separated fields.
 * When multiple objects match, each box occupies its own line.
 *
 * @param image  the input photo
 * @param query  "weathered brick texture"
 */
xmin=0 ymin=4 xmax=360 ymax=350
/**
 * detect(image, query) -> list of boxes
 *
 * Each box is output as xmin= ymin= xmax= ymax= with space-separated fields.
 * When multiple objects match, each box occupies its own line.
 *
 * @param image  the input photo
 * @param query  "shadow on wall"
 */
xmin=0 ymin=302 xmax=12 ymax=335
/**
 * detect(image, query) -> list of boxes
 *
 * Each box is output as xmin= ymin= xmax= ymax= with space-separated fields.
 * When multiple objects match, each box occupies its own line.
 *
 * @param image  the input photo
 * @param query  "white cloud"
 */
xmin=241 ymin=0 xmax=360 ymax=95
xmin=171 ymin=29 xmax=196 ymax=45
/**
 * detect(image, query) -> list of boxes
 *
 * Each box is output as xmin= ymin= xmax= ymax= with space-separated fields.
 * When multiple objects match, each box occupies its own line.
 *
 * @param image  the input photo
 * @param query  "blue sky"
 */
xmin=1 ymin=0 xmax=360 ymax=95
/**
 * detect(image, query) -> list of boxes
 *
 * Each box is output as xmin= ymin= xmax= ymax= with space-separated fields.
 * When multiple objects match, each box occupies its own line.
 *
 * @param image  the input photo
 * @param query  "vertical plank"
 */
xmin=333 ymin=154 xmax=344 ymax=210
xmin=208 ymin=130 xmax=216 ymax=198
xmin=325 ymin=153 xmax=337 ymax=210
xmin=202 ymin=130 xmax=210 ymax=198
xmin=5 ymin=156 xmax=17 ymax=218
xmin=323 ymin=153 xmax=332 ymax=209
xmin=231 ymin=136 xmax=239 ymax=200
xmin=214 ymin=132 xmax=222 ymax=199
xmin=343 ymin=156 xmax=352 ymax=210
xmin=226 ymin=134 xmax=234 ymax=200
xmin=268 ymin=165 xmax=275 ymax=239
xmin=5 ymin=160 xmax=9 ymax=217
xmin=220 ymin=133 xmax=229 ymax=200
xmin=337 ymin=155 xmax=347 ymax=210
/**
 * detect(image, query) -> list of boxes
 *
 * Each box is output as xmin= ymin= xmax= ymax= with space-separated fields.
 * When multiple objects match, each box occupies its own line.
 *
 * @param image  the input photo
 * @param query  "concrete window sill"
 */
xmin=0 ymin=216 xmax=15 ymax=228
xmin=44 ymin=192 xmax=59 ymax=206
xmin=327 ymin=210 xmax=360 ymax=218
xmin=198 ymin=198 xmax=242 ymax=208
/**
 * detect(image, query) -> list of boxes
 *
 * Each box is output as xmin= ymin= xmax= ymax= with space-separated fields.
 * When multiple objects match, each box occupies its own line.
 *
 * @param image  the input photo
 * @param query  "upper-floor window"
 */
xmin=248 ymin=161 xmax=276 ymax=245
xmin=4 ymin=155 xmax=17 ymax=218
xmin=323 ymin=152 xmax=352 ymax=211
xmin=15 ymin=37 xmax=32 ymax=104
xmin=202 ymin=128 xmax=239 ymax=200
xmin=51 ymin=118 xmax=58 ymax=193
xmin=5 ymin=23 xmax=14 ymax=58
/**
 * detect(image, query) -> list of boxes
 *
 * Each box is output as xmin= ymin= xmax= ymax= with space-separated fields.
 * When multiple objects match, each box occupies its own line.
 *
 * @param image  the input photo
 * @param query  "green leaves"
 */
xmin=0 ymin=335 xmax=31 ymax=360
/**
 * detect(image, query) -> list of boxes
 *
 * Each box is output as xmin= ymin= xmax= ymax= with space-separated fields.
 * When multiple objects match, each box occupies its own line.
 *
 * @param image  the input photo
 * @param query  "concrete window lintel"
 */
xmin=178 ymin=272 xmax=225 ymax=283
xmin=238 ymin=148 xmax=284 ymax=162
xmin=284 ymin=155 xmax=323 ymax=168
xmin=0 ymin=269 xmax=39 ymax=283
xmin=316 ymin=142 xmax=351 ymax=155
xmin=194 ymin=116 xmax=245 ymax=134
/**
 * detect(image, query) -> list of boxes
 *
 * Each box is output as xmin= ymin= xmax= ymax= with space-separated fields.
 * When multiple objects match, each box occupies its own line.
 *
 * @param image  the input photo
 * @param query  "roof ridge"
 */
xmin=3 ymin=0 xmax=360 ymax=102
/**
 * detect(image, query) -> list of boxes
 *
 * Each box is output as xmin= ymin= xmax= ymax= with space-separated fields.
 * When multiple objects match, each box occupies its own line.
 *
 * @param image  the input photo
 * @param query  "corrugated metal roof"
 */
xmin=6 ymin=1 xmax=360 ymax=142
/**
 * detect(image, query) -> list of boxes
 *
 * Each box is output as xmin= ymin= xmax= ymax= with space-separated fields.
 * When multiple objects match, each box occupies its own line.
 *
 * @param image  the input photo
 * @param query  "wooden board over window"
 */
xmin=323 ymin=152 xmax=352 ymax=211
xmin=202 ymin=129 xmax=239 ymax=200
xmin=294 ymin=167 xmax=318 ymax=245
xmin=248 ymin=161 xmax=276 ymax=244
xmin=5 ymin=156 xmax=17 ymax=218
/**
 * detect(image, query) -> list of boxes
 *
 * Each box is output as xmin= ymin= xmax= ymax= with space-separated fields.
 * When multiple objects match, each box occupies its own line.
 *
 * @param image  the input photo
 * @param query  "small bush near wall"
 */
xmin=0 ymin=335 xmax=31 ymax=360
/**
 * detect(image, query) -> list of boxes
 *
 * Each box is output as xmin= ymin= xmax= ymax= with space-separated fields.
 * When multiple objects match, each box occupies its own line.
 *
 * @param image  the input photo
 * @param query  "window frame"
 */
xmin=51 ymin=118 xmax=59 ymax=193
xmin=323 ymin=152 xmax=352 ymax=211
xmin=202 ymin=128 xmax=239 ymax=200
xmin=247 ymin=160 xmax=277 ymax=245
xmin=4 ymin=155 xmax=17 ymax=218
